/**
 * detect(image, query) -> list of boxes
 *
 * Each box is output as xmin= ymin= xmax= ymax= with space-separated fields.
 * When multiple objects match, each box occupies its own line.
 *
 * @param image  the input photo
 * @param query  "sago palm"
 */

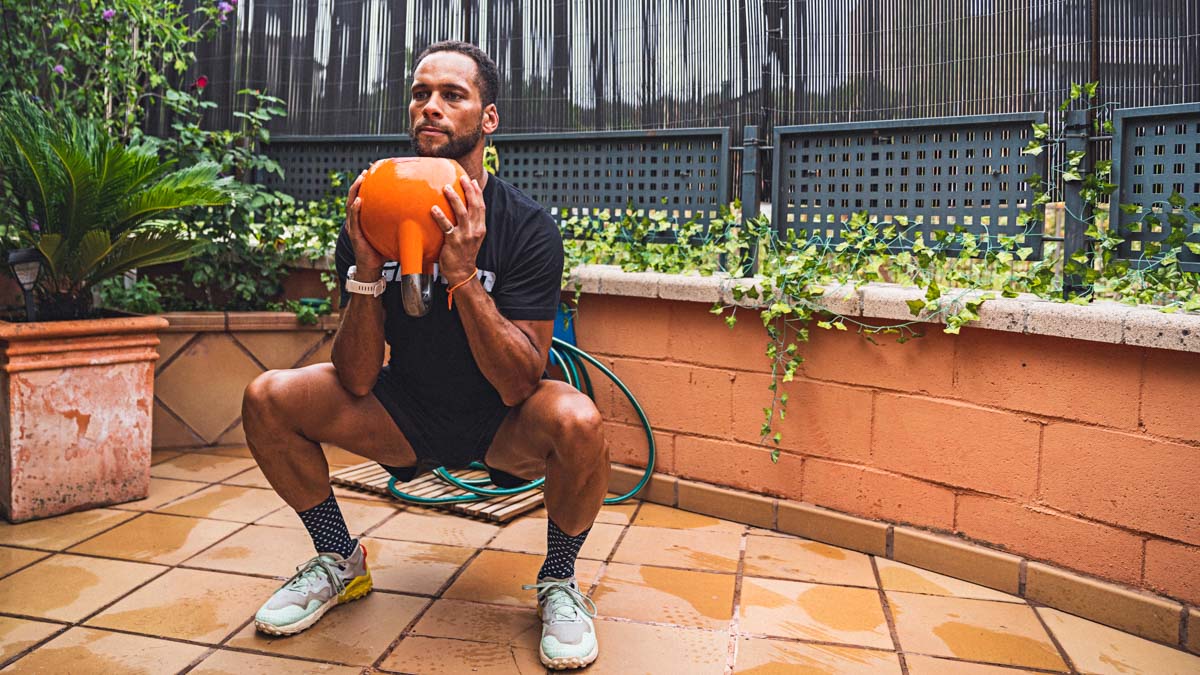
xmin=0 ymin=93 xmax=234 ymax=320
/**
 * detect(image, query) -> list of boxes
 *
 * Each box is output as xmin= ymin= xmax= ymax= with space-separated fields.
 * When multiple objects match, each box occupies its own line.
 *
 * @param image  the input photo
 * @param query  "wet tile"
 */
xmin=224 ymin=466 xmax=273 ymax=488
xmin=743 ymin=534 xmax=877 ymax=587
xmin=0 ymin=546 xmax=48 ymax=577
xmin=255 ymin=496 xmax=398 ymax=535
xmin=612 ymin=525 xmax=741 ymax=572
xmin=324 ymin=445 xmax=367 ymax=468
xmin=1 ymin=626 xmax=208 ymax=674
xmin=443 ymin=550 xmax=601 ymax=608
xmin=226 ymin=592 xmax=428 ymax=666
xmin=905 ymin=654 xmax=1044 ymax=674
xmin=191 ymin=648 xmax=362 ymax=674
xmin=331 ymin=484 xmax=392 ymax=503
xmin=112 ymin=478 xmax=207 ymax=512
xmin=585 ymin=619 xmax=728 ymax=674
xmin=150 ymin=449 xmax=183 ymax=465
xmin=488 ymin=518 xmax=623 ymax=561
xmin=369 ymin=509 xmax=501 ymax=548
xmin=739 ymin=577 xmax=892 ymax=649
xmin=184 ymin=524 xmax=316 ymax=577
xmin=67 ymin=513 xmax=242 ymax=565
xmin=887 ymin=591 xmax=1067 ymax=671
xmin=194 ymin=445 xmax=254 ymax=459
xmin=0 ymin=617 xmax=63 ymax=665
xmin=158 ymin=484 xmax=287 ymax=523
xmin=1038 ymin=607 xmax=1200 ymax=675
xmin=359 ymin=537 xmax=474 ymax=595
xmin=381 ymin=636 xmax=544 ymax=674
xmin=150 ymin=453 xmax=258 ymax=482
xmin=590 ymin=561 xmax=735 ymax=630
xmin=631 ymin=502 xmax=743 ymax=531
xmin=0 ymin=509 xmax=136 ymax=551
xmin=411 ymin=599 xmax=540 ymax=645
xmin=876 ymin=558 xmax=1023 ymax=603
xmin=748 ymin=527 xmax=800 ymax=539
xmin=521 ymin=495 xmax=638 ymax=525
xmin=734 ymin=637 xmax=901 ymax=674
xmin=0 ymin=554 xmax=164 ymax=622
xmin=86 ymin=567 xmax=279 ymax=643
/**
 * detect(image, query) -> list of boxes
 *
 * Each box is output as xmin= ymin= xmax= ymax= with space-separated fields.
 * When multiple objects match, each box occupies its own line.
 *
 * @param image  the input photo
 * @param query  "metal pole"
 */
xmin=739 ymin=124 xmax=761 ymax=277
xmin=1062 ymin=109 xmax=1092 ymax=299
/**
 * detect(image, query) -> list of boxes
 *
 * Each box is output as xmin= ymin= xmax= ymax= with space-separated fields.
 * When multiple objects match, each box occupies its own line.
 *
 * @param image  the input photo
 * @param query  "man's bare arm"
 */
xmin=452 ymin=278 xmax=552 ymax=406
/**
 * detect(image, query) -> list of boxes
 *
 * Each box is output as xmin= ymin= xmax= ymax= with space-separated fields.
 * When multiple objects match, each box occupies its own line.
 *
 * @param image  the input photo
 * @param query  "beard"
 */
xmin=413 ymin=120 xmax=483 ymax=160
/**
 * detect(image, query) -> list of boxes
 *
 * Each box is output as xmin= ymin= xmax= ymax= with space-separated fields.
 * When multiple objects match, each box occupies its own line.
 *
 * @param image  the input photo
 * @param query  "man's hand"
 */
xmin=432 ymin=175 xmax=485 ymax=285
xmin=346 ymin=170 xmax=386 ymax=277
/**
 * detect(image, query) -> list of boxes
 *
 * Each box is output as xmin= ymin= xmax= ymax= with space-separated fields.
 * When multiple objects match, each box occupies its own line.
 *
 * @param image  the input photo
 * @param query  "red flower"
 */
xmin=195 ymin=75 xmax=209 ymax=90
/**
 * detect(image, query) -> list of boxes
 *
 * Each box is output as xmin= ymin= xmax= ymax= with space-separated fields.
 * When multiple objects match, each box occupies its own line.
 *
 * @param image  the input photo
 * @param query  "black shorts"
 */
xmin=370 ymin=366 xmax=529 ymax=488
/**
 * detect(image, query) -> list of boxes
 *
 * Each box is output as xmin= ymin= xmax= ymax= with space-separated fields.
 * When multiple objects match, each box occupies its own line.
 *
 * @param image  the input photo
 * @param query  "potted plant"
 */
xmin=0 ymin=93 xmax=233 ymax=522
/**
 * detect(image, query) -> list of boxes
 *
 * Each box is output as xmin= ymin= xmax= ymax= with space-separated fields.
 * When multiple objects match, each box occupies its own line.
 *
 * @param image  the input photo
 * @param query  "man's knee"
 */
xmin=243 ymin=370 xmax=292 ymax=431
xmin=551 ymin=395 xmax=604 ymax=453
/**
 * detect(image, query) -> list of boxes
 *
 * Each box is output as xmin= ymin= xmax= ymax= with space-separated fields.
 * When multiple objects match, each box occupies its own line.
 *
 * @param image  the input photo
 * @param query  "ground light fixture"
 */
xmin=6 ymin=247 xmax=42 ymax=322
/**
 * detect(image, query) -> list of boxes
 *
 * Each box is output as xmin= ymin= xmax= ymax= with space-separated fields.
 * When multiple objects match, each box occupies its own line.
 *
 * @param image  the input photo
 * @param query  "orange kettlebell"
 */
xmin=357 ymin=157 xmax=468 ymax=316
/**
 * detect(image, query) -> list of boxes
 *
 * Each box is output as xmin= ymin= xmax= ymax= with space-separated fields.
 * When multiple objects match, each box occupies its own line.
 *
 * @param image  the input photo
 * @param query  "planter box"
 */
xmin=1 ymin=315 xmax=169 ymax=522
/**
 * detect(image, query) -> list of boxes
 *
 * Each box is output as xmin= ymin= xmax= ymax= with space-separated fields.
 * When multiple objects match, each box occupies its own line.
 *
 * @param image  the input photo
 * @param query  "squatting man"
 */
xmin=241 ymin=40 xmax=609 ymax=670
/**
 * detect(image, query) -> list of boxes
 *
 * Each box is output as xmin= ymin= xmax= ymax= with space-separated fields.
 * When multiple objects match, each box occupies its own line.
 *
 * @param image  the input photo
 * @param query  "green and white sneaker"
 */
xmin=254 ymin=542 xmax=372 ymax=636
xmin=523 ymin=577 xmax=599 ymax=670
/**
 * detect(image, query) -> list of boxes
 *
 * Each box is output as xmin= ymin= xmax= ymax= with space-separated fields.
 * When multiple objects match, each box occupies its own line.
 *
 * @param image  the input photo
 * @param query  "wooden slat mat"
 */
xmin=330 ymin=461 xmax=543 ymax=523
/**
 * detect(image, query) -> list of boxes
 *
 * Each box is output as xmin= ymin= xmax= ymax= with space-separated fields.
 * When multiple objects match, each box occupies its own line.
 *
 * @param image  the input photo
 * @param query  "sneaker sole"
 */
xmin=540 ymin=642 xmax=598 ymax=670
xmin=254 ymin=571 xmax=373 ymax=637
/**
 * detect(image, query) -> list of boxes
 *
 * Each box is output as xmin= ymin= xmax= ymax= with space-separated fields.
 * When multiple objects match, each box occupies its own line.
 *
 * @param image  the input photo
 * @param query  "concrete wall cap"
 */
xmin=568 ymin=265 xmax=1200 ymax=354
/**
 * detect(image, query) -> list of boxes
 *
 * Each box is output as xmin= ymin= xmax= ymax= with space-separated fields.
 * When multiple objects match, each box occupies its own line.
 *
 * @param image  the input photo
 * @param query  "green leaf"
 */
xmin=1062 ymin=170 xmax=1083 ymax=183
xmin=906 ymin=298 xmax=926 ymax=316
xmin=1021 ymin=141 xmax=1044 ymax=156
xmin=1185 ymin=242 xmax=1200 ymax=255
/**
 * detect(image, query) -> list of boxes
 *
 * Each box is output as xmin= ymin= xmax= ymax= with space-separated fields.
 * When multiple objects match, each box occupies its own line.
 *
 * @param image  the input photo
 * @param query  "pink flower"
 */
xmin=218 ymin=1 xmax=233 ymax=13
xmin=102 ymin=8 xmax=115 ymax=21
xmin=52 ymin=65 xmax=65 ymax=75
xmin=195 ymin=75 xmax=209 ymax=90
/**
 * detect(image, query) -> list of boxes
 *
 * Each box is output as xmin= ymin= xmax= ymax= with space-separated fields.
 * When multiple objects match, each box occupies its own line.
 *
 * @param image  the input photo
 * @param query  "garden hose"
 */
xmin=386 ymin=337 xmax=655 ymax=506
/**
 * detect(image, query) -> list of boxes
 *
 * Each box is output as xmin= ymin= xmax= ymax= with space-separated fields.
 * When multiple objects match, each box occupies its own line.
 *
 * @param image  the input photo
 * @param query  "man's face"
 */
xmin=409 ymin=52 xmax=487 ymax=159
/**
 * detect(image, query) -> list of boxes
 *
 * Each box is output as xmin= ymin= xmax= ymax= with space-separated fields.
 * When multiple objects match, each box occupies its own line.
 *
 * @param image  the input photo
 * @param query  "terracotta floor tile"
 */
xmin=611 ymin=525 xmax=741 ymax=572
xmin=632 ymin=502 xmax=744 ymax=532
xmin=150 ymin=449 xmax=184 ymax=465
xmin=0 ymin=617 xmax=63 ymax=665
xmin=0 ymin=509 xmax=136 ymax=551
xmin=739 ymin=577 xmax=892 ymax=649
xmin=0 ymin=554 xmax=164 ymax=622
xmin=111 ymin=477 xmax=208 ymax=513
xmin=521 ymin=495 xmax=638 ymax=525
xmin=359 ymin=537 xmax=475 ymax=595
xmin=380 ymin=635 xmax=544 ymax=675
xmin=184 ymin=524 xmax=317 ymax=577
xmin=584 ymin=619 xmax=728 ymax=675
xmin=590 ymin=562 xmax=736 ymax=630
xmin=1038 ymin=607 xmax=1200 ymax=675
xmin=223 ymin=466 xmax=273 ymax=488
xmin=67 ymin=513 xmax=243 ymax=565
xmin=876 ymin=558 xmax=1023 ymax=603
xmin=225 ymin=592 xmax=428 ymax=666
xmin=324 ymin=445 xmax=368 ymax=468
xmin=0 ymin=546 xmax=47 ymax=577
xmin=150 ymin=453 xmax=258 ymax=482
xmin=411 ymin=598 xmax=541 ymax=645
xmin=195 ymin=445 xmax=255 ymax=459
xmin=443 ymin=550 xmax=601 ymax=608
xmin=86 ymin=567 xmax=280 ymax=643
xmin=191 ymin=648 xmax=363 ymax=674
xmin=157 ymin=484 xmax=288 ymax=523
xmin=748 ymin=527 xmax=799 ymax=539
xmin=488 ymin=518 xmax=623 ymax=561
xmin=1 ymin=626 xmax=208 ymax=674
xmin=905 ymin=654 xmax=1044 ymax=674
xmin=369 ymin=509 xmax=501 ymax=548
xmin=255 ymin=496 xmax=398 ymax=535
xmin=331 ymin=484 xmax=392 ymax=503
xmin=734 ymin=637 xmax=901 ymax=674
xmin=887 ymin=591 xmax=1067 ymax=671
xmin=743 ymin=534 xmax=877 ymax=587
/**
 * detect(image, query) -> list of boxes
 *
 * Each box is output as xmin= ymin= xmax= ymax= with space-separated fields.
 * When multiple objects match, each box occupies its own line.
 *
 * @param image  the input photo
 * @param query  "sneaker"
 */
xmin=522 ymin=577 xmax=599 ymax=670
xmin=253 ymin=542 xmax=372 ymax=636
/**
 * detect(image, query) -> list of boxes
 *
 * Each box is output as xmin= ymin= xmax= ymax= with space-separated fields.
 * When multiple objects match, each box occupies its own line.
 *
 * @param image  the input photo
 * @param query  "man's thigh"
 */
xmin=259 ymin=363 xmax=418 ymax=468
xmin=483 ymin=379 xmax=600 ymax=479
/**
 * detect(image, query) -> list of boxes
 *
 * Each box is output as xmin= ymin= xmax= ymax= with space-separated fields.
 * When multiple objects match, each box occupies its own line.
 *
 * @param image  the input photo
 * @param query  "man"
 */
xmin=241 ymin=40 xmax=608 ymax=670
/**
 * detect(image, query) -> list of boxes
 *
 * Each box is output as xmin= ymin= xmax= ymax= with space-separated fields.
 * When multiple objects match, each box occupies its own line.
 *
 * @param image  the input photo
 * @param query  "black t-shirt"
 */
xmin=335 ymin=175 xmax=564 ymax=415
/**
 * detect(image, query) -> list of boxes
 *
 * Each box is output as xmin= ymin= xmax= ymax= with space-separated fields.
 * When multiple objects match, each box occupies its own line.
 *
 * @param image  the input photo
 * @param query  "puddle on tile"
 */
xmin=411 ymin=599 xmax=541 ymax=645
xmin=381 ymin=636 xmax=543 ymax=674
xmin=0 ymin=509 xmax=136 ymax=550
xmin=192 ymin=648 xmax=363 ymax=674
xmin=206 ymin=545 xmax=252 ymax=561
xmin=588 ymin=562 xmax=735 ymax=630
xmin=740 ymin=578 xmax=892 ymax=649
xmin=882 ymin=565 xmax=950 ymax=595
xmin=0 ymin=616 xmax=63 ymax=664
xmin=6 ymin=627 xmax=208 ymax=674
xmin=0 ymin=545 xmax=48 ymax=577
xmin=933 ymin=621 xmax=1063 ymax=669
xmin=0 ymin=554 xmax=164 ymax=623
xmin=798 ymin=585 xmax=885 ymax=633
xmin=67 ymin=513 xmax=241 ymax=565
xmin=6 ymin=561 xmax=97 ymax=614
xmin=1038 ymin=607 xmax=1200 ymax=675
xmin=743 ymin=536 xmax=876 ymax=587
xmin=875 ymin=559 xmax=1021 ymax=603
xmin=159 ymin=484 xmax=282 ymax=522
xmin=734 ymin=637 xmax=902 ymax=674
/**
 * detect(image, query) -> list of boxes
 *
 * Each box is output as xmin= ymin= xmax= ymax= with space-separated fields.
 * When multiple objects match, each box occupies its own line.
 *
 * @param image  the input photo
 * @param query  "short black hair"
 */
xmin=414 ymin=40 xmax=499 ymax=108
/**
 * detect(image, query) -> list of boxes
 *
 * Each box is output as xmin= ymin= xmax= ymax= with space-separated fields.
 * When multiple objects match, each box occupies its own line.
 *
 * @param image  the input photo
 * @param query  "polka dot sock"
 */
xmin=538 ymin=517 xmax=590 ymax=581
xmin=297 ymin=490 xmax=358 ymax=559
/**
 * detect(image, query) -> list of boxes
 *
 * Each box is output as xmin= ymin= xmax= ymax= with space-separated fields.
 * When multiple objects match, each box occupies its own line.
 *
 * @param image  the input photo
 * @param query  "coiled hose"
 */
xmin=386 ymin=337 xmax=655 ymax=505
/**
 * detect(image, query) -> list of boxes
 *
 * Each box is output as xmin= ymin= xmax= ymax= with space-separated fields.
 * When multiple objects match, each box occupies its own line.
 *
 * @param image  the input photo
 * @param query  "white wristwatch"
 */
xmin=345 ymin=265 xmax=387 ymax=297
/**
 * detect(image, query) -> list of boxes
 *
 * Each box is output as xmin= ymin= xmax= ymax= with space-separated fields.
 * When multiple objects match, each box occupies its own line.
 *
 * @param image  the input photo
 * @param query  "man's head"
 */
xmin=410 ymin=41 xmax=499 ymax=161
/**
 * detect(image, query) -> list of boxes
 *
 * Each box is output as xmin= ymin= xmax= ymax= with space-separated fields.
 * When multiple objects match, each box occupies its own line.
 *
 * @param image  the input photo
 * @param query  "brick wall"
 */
xmin=575 ymin=293 xmax=1200 ymax=605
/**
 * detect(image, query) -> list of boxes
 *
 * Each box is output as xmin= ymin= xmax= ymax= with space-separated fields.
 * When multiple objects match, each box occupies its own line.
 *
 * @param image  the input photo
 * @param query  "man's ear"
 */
xmin=482 ymin=103 xmax=499 ymax=135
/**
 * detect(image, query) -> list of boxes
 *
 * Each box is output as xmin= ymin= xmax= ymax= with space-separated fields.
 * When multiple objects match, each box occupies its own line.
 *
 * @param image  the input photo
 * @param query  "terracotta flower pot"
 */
xmin=0 ymin=314 xmax=168 ymax=522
